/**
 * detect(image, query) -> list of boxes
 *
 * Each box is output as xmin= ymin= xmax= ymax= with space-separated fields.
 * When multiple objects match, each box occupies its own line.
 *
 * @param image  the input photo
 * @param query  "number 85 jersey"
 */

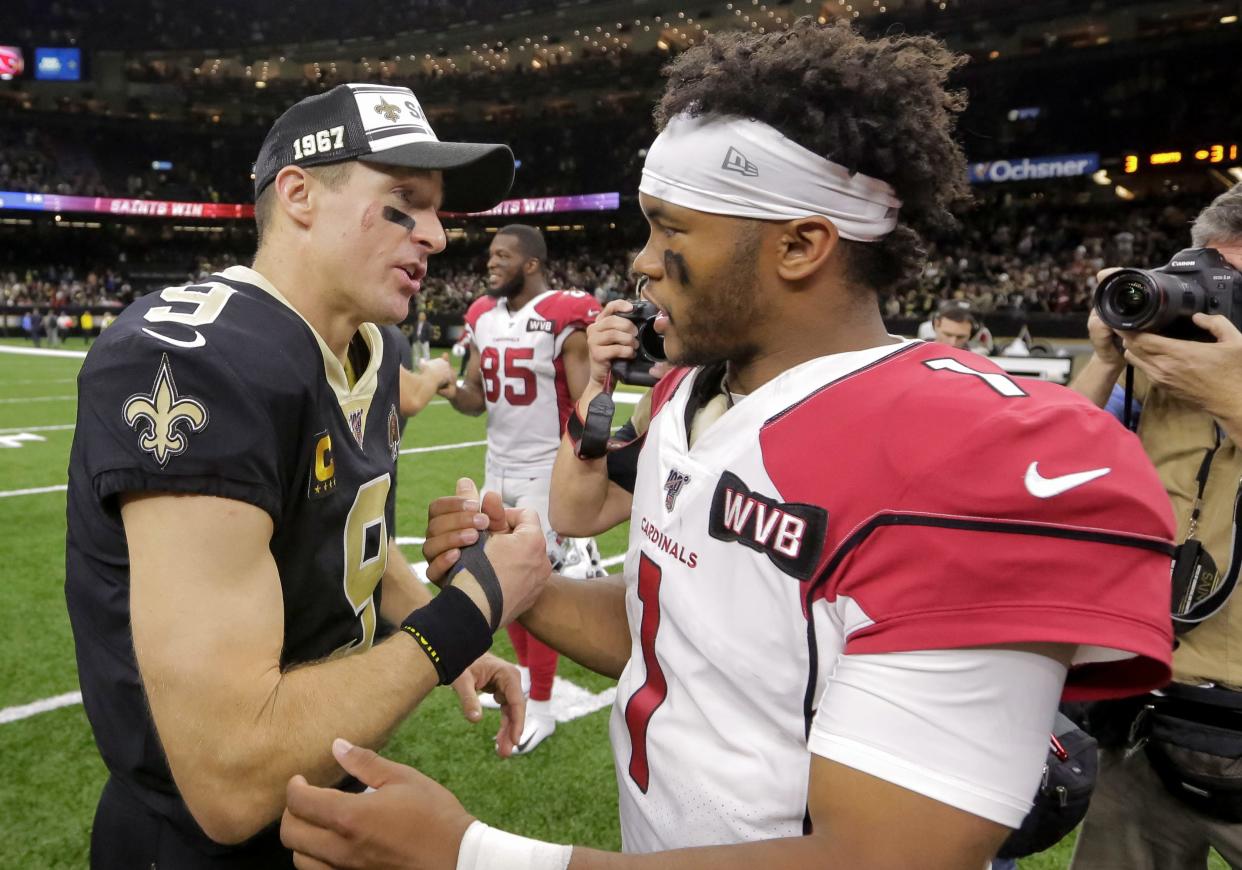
xmin=464 ymin=290 xmax=598 ymax=474
xmin=611 ymin=340 xmax=1175 ymax=852
xmin=65 ymin=266 xmax=401 ymax=838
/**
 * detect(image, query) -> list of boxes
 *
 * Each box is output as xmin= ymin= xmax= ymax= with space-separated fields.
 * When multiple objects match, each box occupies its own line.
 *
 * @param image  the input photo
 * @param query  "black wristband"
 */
xmin=445 ymin=531 xmax=504 ymax=632
xmin=569 ymin=393 xmax=616 ymax=460
xmin=400 ymin=585 xmax=493 ymax=685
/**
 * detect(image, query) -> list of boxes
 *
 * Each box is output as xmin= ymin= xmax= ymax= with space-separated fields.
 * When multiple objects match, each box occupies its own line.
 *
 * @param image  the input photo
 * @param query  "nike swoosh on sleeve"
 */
xmin=1024 ymin=462 xmax=1111 ymax=498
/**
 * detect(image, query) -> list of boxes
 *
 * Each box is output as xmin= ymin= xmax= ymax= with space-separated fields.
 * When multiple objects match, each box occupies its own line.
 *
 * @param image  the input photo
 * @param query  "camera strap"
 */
xmin=1172 ymin=437 xmax=1242 ymax=632
xmin=1123 ymin=365 xmax=1137 ymax=431
xmin=567 ymin=373 xmax=646 ymax=460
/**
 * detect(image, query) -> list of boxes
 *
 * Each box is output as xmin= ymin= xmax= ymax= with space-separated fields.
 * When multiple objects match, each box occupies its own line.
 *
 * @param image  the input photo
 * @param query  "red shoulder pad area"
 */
xmin=649 ymin=367 xmax=692 ymax=420
xmin=761 ymin=343 xmax=1175 ymax=700
xmin=534 ymin=290 xmax=600 ymax=333
xmin=463 ymin=295 xmax=499 ymax=332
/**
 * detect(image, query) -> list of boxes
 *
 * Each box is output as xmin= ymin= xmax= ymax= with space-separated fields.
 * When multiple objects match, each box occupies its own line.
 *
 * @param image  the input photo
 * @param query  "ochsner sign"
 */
xmin=969 ymin=153 xmax=1099 ymax=184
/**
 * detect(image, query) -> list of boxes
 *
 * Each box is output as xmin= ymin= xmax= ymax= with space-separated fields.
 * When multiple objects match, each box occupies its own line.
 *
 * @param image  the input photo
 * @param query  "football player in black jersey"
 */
xmin=65 ymin=83 xmax=551 ymax=869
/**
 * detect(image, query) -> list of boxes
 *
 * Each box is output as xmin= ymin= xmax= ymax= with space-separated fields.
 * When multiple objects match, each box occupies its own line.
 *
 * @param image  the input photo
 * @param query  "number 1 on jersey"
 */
xmin=624 ymin=553 xmax=668 ymax=793
xmin=924 ymin=357 xmax=1027 ymax=397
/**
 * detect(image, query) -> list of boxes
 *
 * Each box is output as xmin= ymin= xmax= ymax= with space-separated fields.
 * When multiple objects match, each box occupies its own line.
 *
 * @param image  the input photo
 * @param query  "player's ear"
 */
xmin=774 ymin=216 xmax=838 ymax=283
xmin=274 ymin=166 xmax=314 ymax=230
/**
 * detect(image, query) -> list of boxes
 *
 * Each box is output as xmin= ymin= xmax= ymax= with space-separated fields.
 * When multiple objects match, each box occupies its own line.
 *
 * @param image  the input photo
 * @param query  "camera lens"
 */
xmin=1113 ymin=280 xmax=1151 ymax=318
xmin=635 ymin=319 xmax=666 ymax=362
xmin=1095 ymin=269 xmax=1162 ymax=331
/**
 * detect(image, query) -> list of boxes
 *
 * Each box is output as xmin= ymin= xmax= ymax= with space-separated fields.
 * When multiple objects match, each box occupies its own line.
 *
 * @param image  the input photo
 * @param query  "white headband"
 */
xmin=639 ymin=112 xmax=901 ymax=242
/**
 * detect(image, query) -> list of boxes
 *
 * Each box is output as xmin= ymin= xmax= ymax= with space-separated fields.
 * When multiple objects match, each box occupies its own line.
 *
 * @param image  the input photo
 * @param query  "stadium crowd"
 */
xmin=8 ymin=0 xmax=558 ymax=50
xmin=0 ymin=196 xmax=1195 ymax=320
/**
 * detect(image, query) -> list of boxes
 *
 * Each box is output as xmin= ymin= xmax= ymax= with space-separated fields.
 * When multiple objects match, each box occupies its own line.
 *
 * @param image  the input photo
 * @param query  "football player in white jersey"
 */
xmin=442 ymin=224 xmax=603 ymax=754
xmin=282 ymin=25 xmax=1175 ymax=870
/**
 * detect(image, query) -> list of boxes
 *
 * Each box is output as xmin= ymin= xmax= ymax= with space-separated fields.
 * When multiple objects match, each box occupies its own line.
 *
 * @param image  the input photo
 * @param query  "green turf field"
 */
xmin=0 ymin=337 xmax=1224 ymax=870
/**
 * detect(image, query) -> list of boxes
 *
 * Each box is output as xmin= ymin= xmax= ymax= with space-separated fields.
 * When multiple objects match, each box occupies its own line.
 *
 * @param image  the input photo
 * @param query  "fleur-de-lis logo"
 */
xmin=123 ymin=354 xmax=208 ymax=467
xmin=375 ymin=98 xmax=401 ymax=123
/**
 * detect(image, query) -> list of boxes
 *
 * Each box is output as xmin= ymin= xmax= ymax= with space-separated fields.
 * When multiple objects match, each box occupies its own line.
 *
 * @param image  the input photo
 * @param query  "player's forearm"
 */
xmin=519 ymin=573 xmax=630 ymax=678
xmin=568 ymin=835 xmax=827 ymax=870
xmin=566 ymin=829 xmax=996 ymax=870
xmin=1068 ymin=353 xmax=1124 ymax=408
xmin=379 ymin=538 xmax=433 ymax=623
xmin=400 ymin=368 xmax=445 ymax=417
xmin=448 ymin=382 xmax=486 ymax=415
xmin=549 ymin=437 xmax=617 ymax=535
xmin=176 ymin=633 xmax=437 ymax=844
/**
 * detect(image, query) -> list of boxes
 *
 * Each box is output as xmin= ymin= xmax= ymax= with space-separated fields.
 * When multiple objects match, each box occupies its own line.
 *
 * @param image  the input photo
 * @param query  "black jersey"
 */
xmin=65 ymin=266 xmax=404 ymax=858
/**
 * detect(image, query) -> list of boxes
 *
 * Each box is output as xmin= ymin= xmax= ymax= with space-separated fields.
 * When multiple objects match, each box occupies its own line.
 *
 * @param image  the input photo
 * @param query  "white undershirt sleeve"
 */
xmin=807 ymin=647 xmax=1068 ymax=828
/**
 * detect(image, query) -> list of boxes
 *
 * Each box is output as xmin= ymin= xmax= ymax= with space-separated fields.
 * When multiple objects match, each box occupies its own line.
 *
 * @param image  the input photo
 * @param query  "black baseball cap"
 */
xmin=253 ymin=83 xmax=514 ymax=212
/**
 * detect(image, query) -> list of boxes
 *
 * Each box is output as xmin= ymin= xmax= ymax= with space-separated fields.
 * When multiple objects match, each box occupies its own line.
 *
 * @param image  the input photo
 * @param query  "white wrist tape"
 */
xmin=456 ymin=820 xmax=573 ymax=870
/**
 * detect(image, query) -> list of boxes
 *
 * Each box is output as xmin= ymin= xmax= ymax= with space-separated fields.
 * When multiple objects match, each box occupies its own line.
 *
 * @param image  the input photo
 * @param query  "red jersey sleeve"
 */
xmin=762 ymin=345 xmax=1175 ymax=700
xmin=463 ymin=295 xmax=498 ymax=339
xmin=535 ymin=290 xmax=600 ymax=336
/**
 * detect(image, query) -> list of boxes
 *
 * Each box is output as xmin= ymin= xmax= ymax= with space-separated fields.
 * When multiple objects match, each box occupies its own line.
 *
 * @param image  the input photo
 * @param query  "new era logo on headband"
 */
xmin=722 ymin=146 xmax=759 ymax=177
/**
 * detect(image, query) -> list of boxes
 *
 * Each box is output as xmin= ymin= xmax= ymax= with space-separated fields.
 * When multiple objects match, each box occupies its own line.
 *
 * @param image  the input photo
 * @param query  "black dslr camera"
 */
xmin=610 ymin=300 xmax=667 ymax=386
xmin=1094 ymin=247 xmax=1242 ymax=341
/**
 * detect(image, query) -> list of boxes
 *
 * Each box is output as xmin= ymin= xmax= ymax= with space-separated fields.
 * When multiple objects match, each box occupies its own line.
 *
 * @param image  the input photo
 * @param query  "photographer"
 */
xmin=1069 ymin=184 xmax=1242 ymax=869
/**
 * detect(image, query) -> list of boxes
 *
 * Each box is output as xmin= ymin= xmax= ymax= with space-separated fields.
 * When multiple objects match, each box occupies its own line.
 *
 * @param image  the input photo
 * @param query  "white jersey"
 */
xmin=610 ymin=342 xmax=1176 ymax=852
xmin=464 ymin=290 xmax=598 ymax=475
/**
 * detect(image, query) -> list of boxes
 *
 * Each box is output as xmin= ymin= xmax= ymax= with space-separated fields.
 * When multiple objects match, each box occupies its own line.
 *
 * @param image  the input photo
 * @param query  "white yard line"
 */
xmin=0 ymin=423 xmax=75 ymax=435
xmin=399 ymin=439 xmax=487 ymax=455
xmin=0 ymin=395 xmax=76 ymax=403
xmin=0 ymin=346 xmax=87 ymax=359
xmin=0 ymin=439 xmax=488 ymax=498
xmin=1 ymin=559 xmax=626 ymax=726
xmin=0 ymin=691 xmax=83 ymax=724
xmin=0 ymin=484 xmax=67 ymax=498
xmin=3 ymin=378 xmax=77 ymax=386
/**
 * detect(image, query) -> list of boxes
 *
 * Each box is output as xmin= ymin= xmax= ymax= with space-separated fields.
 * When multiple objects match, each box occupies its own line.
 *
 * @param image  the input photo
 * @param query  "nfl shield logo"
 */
xmin=348 ymin=408 xmax=365 ymax=448
xmin=663 ymin=469 xmax=690 ymax=511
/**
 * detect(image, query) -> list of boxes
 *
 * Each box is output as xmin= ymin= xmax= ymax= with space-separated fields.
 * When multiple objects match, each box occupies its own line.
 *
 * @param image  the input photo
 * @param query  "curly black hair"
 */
xmin=655 ymin=19 xmax=970 ymax=291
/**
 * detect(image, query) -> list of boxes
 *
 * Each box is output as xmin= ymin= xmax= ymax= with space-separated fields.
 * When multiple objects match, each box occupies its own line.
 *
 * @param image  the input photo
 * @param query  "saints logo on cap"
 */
xmin=375 ymin=98 xmax=402 ymax=123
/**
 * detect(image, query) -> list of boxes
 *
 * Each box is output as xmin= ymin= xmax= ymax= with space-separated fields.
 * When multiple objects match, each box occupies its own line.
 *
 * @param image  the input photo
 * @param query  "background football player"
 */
xmin=442 ymin=223 xmax=603 ymax=755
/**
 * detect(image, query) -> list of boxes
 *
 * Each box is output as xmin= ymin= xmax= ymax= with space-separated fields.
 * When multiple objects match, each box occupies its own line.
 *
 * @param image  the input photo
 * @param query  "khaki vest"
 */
xmin=1136 ymin=378 xmax=1242 ymax=686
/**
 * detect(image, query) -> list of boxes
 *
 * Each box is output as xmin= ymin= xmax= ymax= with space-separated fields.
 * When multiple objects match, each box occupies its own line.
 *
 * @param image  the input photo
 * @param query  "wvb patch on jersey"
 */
xmin=708 ymin=471 xmax=827 ymax=580
xmin=122 ymin=353 xmax=208 ymax=467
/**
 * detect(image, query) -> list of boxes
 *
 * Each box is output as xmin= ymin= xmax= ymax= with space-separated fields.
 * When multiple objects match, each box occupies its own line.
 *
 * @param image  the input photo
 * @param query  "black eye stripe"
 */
xmin=382 ymin=206 xmax=417 ymax=231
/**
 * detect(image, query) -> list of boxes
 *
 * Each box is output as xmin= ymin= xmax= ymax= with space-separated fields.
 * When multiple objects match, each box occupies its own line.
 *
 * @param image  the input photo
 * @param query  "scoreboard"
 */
xmin=1123 ymin=143 xmax=1239 ymax=173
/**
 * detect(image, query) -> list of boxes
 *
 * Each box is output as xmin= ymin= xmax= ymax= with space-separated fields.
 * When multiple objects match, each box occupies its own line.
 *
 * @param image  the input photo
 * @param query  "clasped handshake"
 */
xmin=401 ymin=478 xmax=552 ymax=692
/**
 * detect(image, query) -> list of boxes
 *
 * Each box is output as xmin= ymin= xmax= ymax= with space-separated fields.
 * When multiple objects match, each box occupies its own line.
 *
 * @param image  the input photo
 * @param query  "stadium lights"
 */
xmin=1091 ymin=169 xmax=1111 ymax=186
xmin=1230 ymin=168 xmax=1242 ymax=182
xmin=1222 ymin=15 xmax=1238 ymax=24
xmin=1114 ymin=185 xmax=1136 ymax=201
